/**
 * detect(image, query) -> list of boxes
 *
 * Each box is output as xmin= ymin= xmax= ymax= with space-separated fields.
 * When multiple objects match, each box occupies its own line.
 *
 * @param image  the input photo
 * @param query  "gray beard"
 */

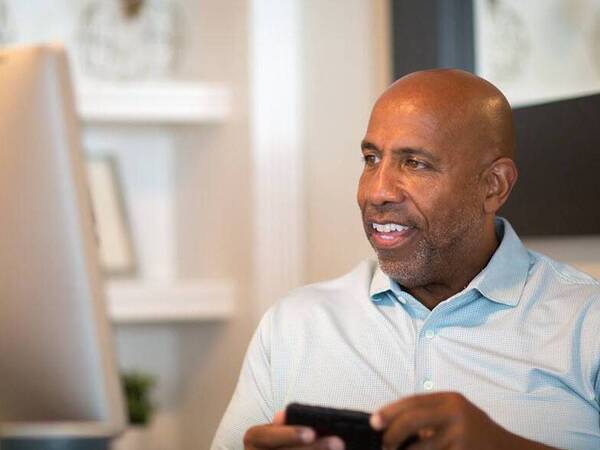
xmin=376 ymin=236 xmax=446 ymax=289
xmin=374 ymin=211 xmax=485 ymax=289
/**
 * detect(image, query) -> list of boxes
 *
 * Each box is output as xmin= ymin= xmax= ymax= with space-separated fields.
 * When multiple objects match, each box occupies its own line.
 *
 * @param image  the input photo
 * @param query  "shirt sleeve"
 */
xmin=210 ymin=309 xmax=275 ymax=450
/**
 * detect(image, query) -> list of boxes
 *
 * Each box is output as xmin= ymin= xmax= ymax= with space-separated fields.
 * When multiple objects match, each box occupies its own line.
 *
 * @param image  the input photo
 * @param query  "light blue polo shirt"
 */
xmin=212 ymin=219 xmax=600 ymax=450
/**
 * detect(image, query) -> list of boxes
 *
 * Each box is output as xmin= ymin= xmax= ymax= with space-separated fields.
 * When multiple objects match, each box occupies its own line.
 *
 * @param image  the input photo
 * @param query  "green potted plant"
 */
xmin=113 ymin=371 xmax=156 ymax=450
xmin=122 ymin=371 xmax=156 ymax=425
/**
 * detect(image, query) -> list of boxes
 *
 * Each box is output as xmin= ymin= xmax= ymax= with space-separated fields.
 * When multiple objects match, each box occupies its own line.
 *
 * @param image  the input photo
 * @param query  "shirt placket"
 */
xmin=408 ymin=292 xmax=477 ymax=394
xmin=408 ymin=299 xmax=436 ymax=394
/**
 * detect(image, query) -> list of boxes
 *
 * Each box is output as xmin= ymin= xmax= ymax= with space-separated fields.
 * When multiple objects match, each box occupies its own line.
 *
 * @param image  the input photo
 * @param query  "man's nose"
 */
xmin=368 ymin=161 xmax=405 ymax=205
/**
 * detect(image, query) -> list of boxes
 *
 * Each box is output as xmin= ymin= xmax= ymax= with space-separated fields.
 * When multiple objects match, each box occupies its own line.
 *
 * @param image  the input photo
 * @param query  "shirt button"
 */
xmin=423 ymin=380 xmax=434 ymax=391
xmin=424 ymin=329 xmax=435 ymax=339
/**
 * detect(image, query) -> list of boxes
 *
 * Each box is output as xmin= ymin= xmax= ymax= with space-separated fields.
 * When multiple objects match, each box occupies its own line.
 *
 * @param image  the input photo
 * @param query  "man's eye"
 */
xmin=405 ymin=158 xmax=427 ymax=169
xmin=362 ymin=154 xmax=380 ymax=165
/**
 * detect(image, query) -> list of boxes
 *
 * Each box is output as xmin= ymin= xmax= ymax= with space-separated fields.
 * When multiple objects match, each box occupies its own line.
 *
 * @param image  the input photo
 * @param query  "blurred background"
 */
xmin=1 ymin=1 xmax=599 ymax=448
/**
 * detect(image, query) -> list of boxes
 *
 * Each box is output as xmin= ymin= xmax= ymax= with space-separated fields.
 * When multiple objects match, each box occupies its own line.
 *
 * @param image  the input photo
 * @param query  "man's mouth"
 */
xmin=369 ymin=221 xmax=416 ymax=248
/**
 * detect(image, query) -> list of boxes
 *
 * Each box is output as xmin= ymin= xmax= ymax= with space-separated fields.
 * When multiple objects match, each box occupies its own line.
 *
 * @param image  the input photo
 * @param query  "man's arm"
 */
xmin=210 ymin=309 xmax=347 ymax=450
xmin=210 ymin=311 xmax=276 ymax=450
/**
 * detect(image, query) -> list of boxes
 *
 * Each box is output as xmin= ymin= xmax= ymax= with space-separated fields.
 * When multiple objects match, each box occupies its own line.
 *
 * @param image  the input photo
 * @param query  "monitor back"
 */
xmin=0 ymin=44 xmax=126 ymax=438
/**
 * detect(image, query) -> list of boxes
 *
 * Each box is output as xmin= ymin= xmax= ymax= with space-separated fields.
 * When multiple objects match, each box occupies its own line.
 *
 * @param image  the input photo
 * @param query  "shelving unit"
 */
xmin=78 ymin=81 xmax=236 ymax=324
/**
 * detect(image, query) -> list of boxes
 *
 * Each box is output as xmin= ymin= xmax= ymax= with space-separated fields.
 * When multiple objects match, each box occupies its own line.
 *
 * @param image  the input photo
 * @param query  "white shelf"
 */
xmin=106 ymin=279 xmax=235 ymax=323
xmin=76 ymin=81 xmax=231 ymax=124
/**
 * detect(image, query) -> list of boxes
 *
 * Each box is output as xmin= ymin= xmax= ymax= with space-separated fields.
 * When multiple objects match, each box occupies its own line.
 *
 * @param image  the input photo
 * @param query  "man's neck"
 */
xmin=404 ymin=226 xmax=500 ymax=310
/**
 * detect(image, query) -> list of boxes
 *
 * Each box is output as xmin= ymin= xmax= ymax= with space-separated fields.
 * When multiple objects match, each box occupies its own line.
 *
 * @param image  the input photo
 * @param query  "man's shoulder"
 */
xmin=271 ymin=259 xmax=377 ymax=315
xmin=528 ymin=250 xmax=599 ymax=288
xmin=525 ymin=249 xmax=600 ymax=309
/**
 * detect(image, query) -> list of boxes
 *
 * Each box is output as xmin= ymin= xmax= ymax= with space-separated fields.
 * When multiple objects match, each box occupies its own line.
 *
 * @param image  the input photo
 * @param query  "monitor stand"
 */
xmin=0 ymin=437 xmax=111 ymax=450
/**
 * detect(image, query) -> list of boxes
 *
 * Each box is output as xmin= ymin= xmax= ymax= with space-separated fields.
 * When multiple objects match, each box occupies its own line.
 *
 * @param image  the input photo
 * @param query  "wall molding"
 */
xmin=250 ymin=0 xmax=305 ymax=317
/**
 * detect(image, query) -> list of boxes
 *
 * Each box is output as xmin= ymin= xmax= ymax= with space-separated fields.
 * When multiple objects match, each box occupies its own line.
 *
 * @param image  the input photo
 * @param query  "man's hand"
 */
xmin=243 ymin=410 xmax=345 ymax=450
xmin=370 ymin=392 xmax=558 ymax=450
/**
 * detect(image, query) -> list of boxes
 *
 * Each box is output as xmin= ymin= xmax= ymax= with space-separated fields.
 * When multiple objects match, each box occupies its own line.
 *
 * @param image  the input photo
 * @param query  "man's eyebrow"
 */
xmin=398 ymin=147 xmax=440 ymax=162
xmin=361 ymin=140 xmax=440 ymax=162
xmin=361 ymin=140 xmax=379 ymax=152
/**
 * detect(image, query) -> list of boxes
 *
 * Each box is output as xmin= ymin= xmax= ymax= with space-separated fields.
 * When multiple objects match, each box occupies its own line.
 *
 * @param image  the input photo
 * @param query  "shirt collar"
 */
xmin=467 ymin=217 xmax=531 ymax=306
xmin=370 ymin=264 xmax=401 ymax=302
xmin=369 ymin=217 xmax=531 ymax=307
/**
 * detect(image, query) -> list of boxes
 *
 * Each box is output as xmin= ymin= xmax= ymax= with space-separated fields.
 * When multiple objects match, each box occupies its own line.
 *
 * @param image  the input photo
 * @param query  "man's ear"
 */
xmin=482 ymin=157 xmax=518 ymax=214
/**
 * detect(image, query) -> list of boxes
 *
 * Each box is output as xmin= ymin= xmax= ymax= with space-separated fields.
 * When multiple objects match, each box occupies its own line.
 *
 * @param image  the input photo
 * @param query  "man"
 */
xmin=211 ymin=70 xmax=600 ymax=450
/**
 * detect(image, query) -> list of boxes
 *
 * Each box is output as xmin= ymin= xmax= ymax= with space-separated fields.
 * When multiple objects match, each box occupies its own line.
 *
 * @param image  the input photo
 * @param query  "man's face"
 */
xmin=357 ymin=94 xmax=488 ymax=288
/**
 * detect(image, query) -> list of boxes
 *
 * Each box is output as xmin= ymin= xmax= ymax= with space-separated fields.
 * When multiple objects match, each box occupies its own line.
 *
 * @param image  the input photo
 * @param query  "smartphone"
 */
xmin=284 ymin=403 xmax=379 ymax=450
xmin=285 ymin=403 xmax=419 ymax=450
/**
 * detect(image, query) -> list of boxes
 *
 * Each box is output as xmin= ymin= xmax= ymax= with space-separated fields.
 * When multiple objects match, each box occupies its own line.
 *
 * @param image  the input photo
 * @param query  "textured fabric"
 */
xmin=211 ymin=219 xmax=600 ymax=450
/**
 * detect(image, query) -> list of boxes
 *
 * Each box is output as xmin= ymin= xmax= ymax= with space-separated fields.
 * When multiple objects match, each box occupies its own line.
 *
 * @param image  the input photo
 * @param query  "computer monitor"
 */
xmin=0 ymin=44 xmax=126 ymax=449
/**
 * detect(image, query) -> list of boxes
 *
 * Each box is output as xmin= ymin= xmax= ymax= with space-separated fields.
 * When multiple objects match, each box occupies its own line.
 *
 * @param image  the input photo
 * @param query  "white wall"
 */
xmin=172 ymin=2 xmax=255 ymax=448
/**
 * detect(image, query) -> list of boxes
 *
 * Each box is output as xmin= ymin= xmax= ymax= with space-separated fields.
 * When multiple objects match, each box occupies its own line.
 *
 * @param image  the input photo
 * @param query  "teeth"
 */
xmin=372 ymin=223 xmax=409 ymax=233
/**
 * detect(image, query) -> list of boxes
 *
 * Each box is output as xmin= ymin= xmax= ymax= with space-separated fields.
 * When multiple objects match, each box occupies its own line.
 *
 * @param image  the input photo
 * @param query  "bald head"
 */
xmin=374 ymin=69 xmax=515 ymax=160
xmin=359 ymin=69 xmax=519 ymax=301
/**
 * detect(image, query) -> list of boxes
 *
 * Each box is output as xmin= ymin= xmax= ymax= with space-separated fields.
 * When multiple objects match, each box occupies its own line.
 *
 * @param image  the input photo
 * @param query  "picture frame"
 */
xmin=86 ymin=156 xmax=136 ymax=276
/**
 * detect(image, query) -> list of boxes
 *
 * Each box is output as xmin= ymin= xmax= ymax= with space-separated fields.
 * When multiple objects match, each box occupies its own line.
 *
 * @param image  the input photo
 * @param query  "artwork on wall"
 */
xmin=475 ymin=0 xmax=600 ymax=106
xmin=86 ymin=156 xmax=136 ymax=276
xmin=77 ymin=0 xmax=185 ymax=81
xmin=2 ymin=0 xmax=187 ymax=82
xmin=483 ymin=0 xmax=529 ymax=82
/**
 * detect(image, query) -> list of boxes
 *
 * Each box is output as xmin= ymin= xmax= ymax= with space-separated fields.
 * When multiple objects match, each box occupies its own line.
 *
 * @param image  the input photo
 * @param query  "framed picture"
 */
xmin=86 ymin=156 xmax=136 ymax=276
